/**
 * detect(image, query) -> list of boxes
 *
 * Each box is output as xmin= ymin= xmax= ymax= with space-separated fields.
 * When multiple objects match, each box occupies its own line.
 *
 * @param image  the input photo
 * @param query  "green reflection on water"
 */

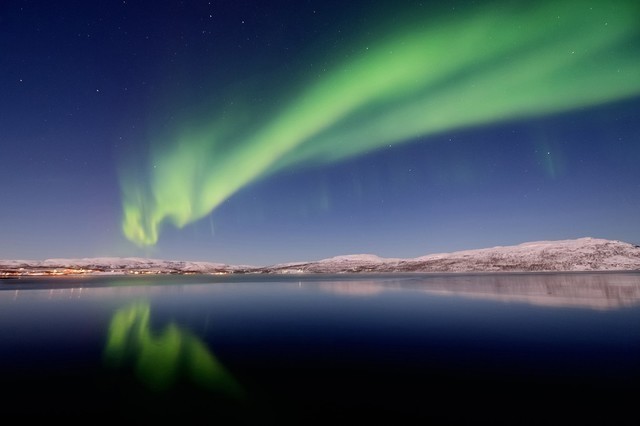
xmin=104 ymin=301 xmax=243 ymax=397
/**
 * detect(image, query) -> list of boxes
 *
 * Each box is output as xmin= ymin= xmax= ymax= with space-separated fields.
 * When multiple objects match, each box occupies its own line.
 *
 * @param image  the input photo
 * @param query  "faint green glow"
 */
xmin=104 ymin=302 xmax=243 ymax=396
xmin=121 ymin=0 xmax=640 ymax=245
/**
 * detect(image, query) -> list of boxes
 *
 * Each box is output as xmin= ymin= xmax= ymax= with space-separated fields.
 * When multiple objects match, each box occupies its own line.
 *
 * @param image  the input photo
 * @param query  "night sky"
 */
xmin=1 ymin=0 xmax=639 ymax=265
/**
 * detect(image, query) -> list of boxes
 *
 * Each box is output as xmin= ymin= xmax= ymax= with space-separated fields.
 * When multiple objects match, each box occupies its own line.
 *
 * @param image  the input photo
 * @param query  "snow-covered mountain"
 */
xmin=2 ymin=237 xmax=639 ymax=277
xmin=258 ymin=237 xmax=640 ymax=274
xmin=0 ymin=257 xmax=250 ymax=277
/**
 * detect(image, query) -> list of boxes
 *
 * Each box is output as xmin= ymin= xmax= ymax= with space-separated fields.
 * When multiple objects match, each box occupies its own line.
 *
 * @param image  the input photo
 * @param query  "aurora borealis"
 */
xmin=120 ymin=0 xmax=640 ymax=246
xmin=1 ymin=0 xmax=639 ymax=263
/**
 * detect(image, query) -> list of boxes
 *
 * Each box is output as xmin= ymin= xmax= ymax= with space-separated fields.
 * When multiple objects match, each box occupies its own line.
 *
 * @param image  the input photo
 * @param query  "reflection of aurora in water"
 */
xmin=104 ymin=302 xmax=243 ymax=396
xmin=0 ymin=275 xmax=638 ymax=423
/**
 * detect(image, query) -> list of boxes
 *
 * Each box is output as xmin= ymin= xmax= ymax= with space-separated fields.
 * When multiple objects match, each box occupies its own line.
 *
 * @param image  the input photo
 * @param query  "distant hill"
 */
xmin=0 ymin=257 xmax=249 ymax=277
xmin=2 ymin=237 xmax=639 ymax=277
xmin=257 ymin=237 xmax=640 ymax=274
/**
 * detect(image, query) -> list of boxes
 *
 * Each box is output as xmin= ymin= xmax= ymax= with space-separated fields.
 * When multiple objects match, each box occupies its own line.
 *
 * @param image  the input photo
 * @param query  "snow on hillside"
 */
xmin=407 ymin=237 xmax=640 ymax=272
xmin=2 ymin=237 xmax=639 ymax=276
xmin=0 ymin=257 xmax=247 ymax=276
xmin=262 ymin=237 xmax=640 ymax=273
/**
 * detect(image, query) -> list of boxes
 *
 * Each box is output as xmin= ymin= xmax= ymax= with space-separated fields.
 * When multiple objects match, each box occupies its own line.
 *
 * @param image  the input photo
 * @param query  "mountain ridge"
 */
xmin=2 ymin=237 xmax=639 ymax=277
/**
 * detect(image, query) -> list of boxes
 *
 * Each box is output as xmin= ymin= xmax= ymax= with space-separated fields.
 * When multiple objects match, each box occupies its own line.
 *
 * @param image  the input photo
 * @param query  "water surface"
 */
xmin=1 ymin=272 xmax=638 ymax=423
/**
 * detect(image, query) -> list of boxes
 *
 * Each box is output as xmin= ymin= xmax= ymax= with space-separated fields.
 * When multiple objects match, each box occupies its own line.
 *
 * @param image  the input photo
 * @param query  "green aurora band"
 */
xmin=121 ymin=0 xmax=640 ymax=246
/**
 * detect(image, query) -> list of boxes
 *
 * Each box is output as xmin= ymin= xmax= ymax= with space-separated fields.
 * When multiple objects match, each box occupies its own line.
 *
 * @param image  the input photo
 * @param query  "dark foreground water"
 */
xmin=1 ymin=272 xmax=639 ymax=424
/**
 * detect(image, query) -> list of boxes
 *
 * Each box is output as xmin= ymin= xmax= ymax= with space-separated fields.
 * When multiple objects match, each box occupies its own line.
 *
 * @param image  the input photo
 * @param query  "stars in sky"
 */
xmin=0 ymin=0 xmax=638 ymax=264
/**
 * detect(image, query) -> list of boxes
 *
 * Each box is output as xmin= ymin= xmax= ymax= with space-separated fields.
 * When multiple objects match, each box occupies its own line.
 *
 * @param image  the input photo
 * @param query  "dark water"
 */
xmin=1 ymin=272 xmax=639 ymax=424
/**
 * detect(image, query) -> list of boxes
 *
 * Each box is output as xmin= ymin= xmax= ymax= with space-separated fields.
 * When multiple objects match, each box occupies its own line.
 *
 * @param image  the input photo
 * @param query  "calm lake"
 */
xmin=1 ymin=272 xmax=639 ymax=424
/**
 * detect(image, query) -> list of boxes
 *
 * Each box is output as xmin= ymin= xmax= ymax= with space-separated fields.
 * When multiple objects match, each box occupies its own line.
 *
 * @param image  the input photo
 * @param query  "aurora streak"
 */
xmin=121 ymin=0 xmax=640 ymax=246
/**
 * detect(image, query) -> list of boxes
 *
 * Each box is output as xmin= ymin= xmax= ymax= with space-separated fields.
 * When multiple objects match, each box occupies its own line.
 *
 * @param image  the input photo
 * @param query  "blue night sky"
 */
xmin=1 ymin=0 xmax=639 ymax=265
